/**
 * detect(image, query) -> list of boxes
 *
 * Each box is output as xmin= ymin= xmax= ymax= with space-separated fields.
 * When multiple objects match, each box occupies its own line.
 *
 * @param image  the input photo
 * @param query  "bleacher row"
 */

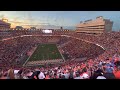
xmin=26 ymin=59 xmax=64 ymax=66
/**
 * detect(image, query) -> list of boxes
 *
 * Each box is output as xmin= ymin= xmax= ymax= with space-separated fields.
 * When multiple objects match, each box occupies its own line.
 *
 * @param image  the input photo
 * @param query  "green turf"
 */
xmin=28 ymin=44 xmax=62 ymax=61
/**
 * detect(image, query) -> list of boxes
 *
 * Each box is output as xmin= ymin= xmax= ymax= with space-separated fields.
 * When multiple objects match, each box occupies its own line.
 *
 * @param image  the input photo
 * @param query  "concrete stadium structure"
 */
xmin=76 ymin=16 xmax=113 ymax=34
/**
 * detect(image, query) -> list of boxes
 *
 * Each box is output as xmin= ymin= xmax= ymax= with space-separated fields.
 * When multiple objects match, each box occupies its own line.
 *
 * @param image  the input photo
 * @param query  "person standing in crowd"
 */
xmin=7 ymin=68 xmax=15 ymax=79
xmin=96 ymin=72 xmax=106 ymax=79
xmin=80 ymin=68 xmax=89 ymax=79
xmin=113 ymin=66 xmax=120 ymax=79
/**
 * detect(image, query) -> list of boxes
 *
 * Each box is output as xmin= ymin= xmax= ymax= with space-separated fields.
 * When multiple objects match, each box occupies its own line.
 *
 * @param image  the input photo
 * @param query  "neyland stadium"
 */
xmin=1 ymin=33 xmax=105 ymax=67
xmin=0 ymin=16 xmax=114 ymax=68
xmin=0 ymin=16 xmax=120 ymax=79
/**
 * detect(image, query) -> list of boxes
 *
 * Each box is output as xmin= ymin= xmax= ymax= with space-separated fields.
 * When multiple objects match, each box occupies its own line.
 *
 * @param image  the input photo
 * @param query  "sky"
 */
xmin=0 ymin=11 xmax=120 ymax=30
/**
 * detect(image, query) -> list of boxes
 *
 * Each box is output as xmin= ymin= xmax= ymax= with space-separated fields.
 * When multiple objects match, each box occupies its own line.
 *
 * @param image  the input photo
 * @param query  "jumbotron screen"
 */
xmin=42 ymin=29 xmax=52 ymax=33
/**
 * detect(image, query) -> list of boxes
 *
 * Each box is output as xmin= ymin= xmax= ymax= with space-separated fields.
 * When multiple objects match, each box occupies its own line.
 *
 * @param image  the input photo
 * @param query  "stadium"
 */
xmin=0 ymin=16 xmax=120 ymax=79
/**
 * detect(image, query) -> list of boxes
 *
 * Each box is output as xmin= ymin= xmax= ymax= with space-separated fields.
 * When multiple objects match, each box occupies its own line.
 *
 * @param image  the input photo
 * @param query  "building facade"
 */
xmin=76 ymin=16 xmax=113 ymax=34
xmin=0 ymin=20 xmax=11 ymax=30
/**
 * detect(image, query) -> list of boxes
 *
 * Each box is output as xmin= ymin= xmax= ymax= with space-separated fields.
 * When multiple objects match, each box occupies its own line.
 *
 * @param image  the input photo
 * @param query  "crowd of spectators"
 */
xmin=0 ymin=57 xmax=120 ymax=79
xmin=60 ymin=38 xmax=104 ymax=59
xmin=0 ymin=30 xmax=120 ymax=79
xmin=0 ymin=35 xmax=72 ymax=68
xmin=69 ymin=31 xmax=120 ymax=60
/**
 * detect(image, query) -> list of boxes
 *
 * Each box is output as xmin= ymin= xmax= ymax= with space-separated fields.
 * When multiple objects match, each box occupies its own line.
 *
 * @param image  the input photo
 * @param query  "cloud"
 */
xmin=0 ymin=14 xmax=5 ymax=19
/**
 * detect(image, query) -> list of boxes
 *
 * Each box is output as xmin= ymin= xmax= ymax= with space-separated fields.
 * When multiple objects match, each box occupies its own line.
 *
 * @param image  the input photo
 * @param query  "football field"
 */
xmin=23 ymin=44 xmax=64 ymax=66
xmin=23 ymin=44 xmax=63 ymax=66
xmin=28 ymin=44 xmax=62 ymax=61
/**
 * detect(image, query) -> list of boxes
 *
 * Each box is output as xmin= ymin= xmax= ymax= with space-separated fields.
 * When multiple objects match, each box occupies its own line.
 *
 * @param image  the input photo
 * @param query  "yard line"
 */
xmin=23 ymin=46 xmax=37 ymax=66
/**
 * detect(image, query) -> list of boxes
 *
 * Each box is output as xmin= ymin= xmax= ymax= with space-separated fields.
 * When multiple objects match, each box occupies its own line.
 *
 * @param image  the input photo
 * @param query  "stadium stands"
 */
xmin=0 ymin=30 xmax=120 ymax=79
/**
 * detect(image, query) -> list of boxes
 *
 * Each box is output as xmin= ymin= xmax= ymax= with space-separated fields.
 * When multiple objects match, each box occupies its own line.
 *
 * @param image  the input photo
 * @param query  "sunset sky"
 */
xmin=0 ymin=11 xmax=120 ymax=30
